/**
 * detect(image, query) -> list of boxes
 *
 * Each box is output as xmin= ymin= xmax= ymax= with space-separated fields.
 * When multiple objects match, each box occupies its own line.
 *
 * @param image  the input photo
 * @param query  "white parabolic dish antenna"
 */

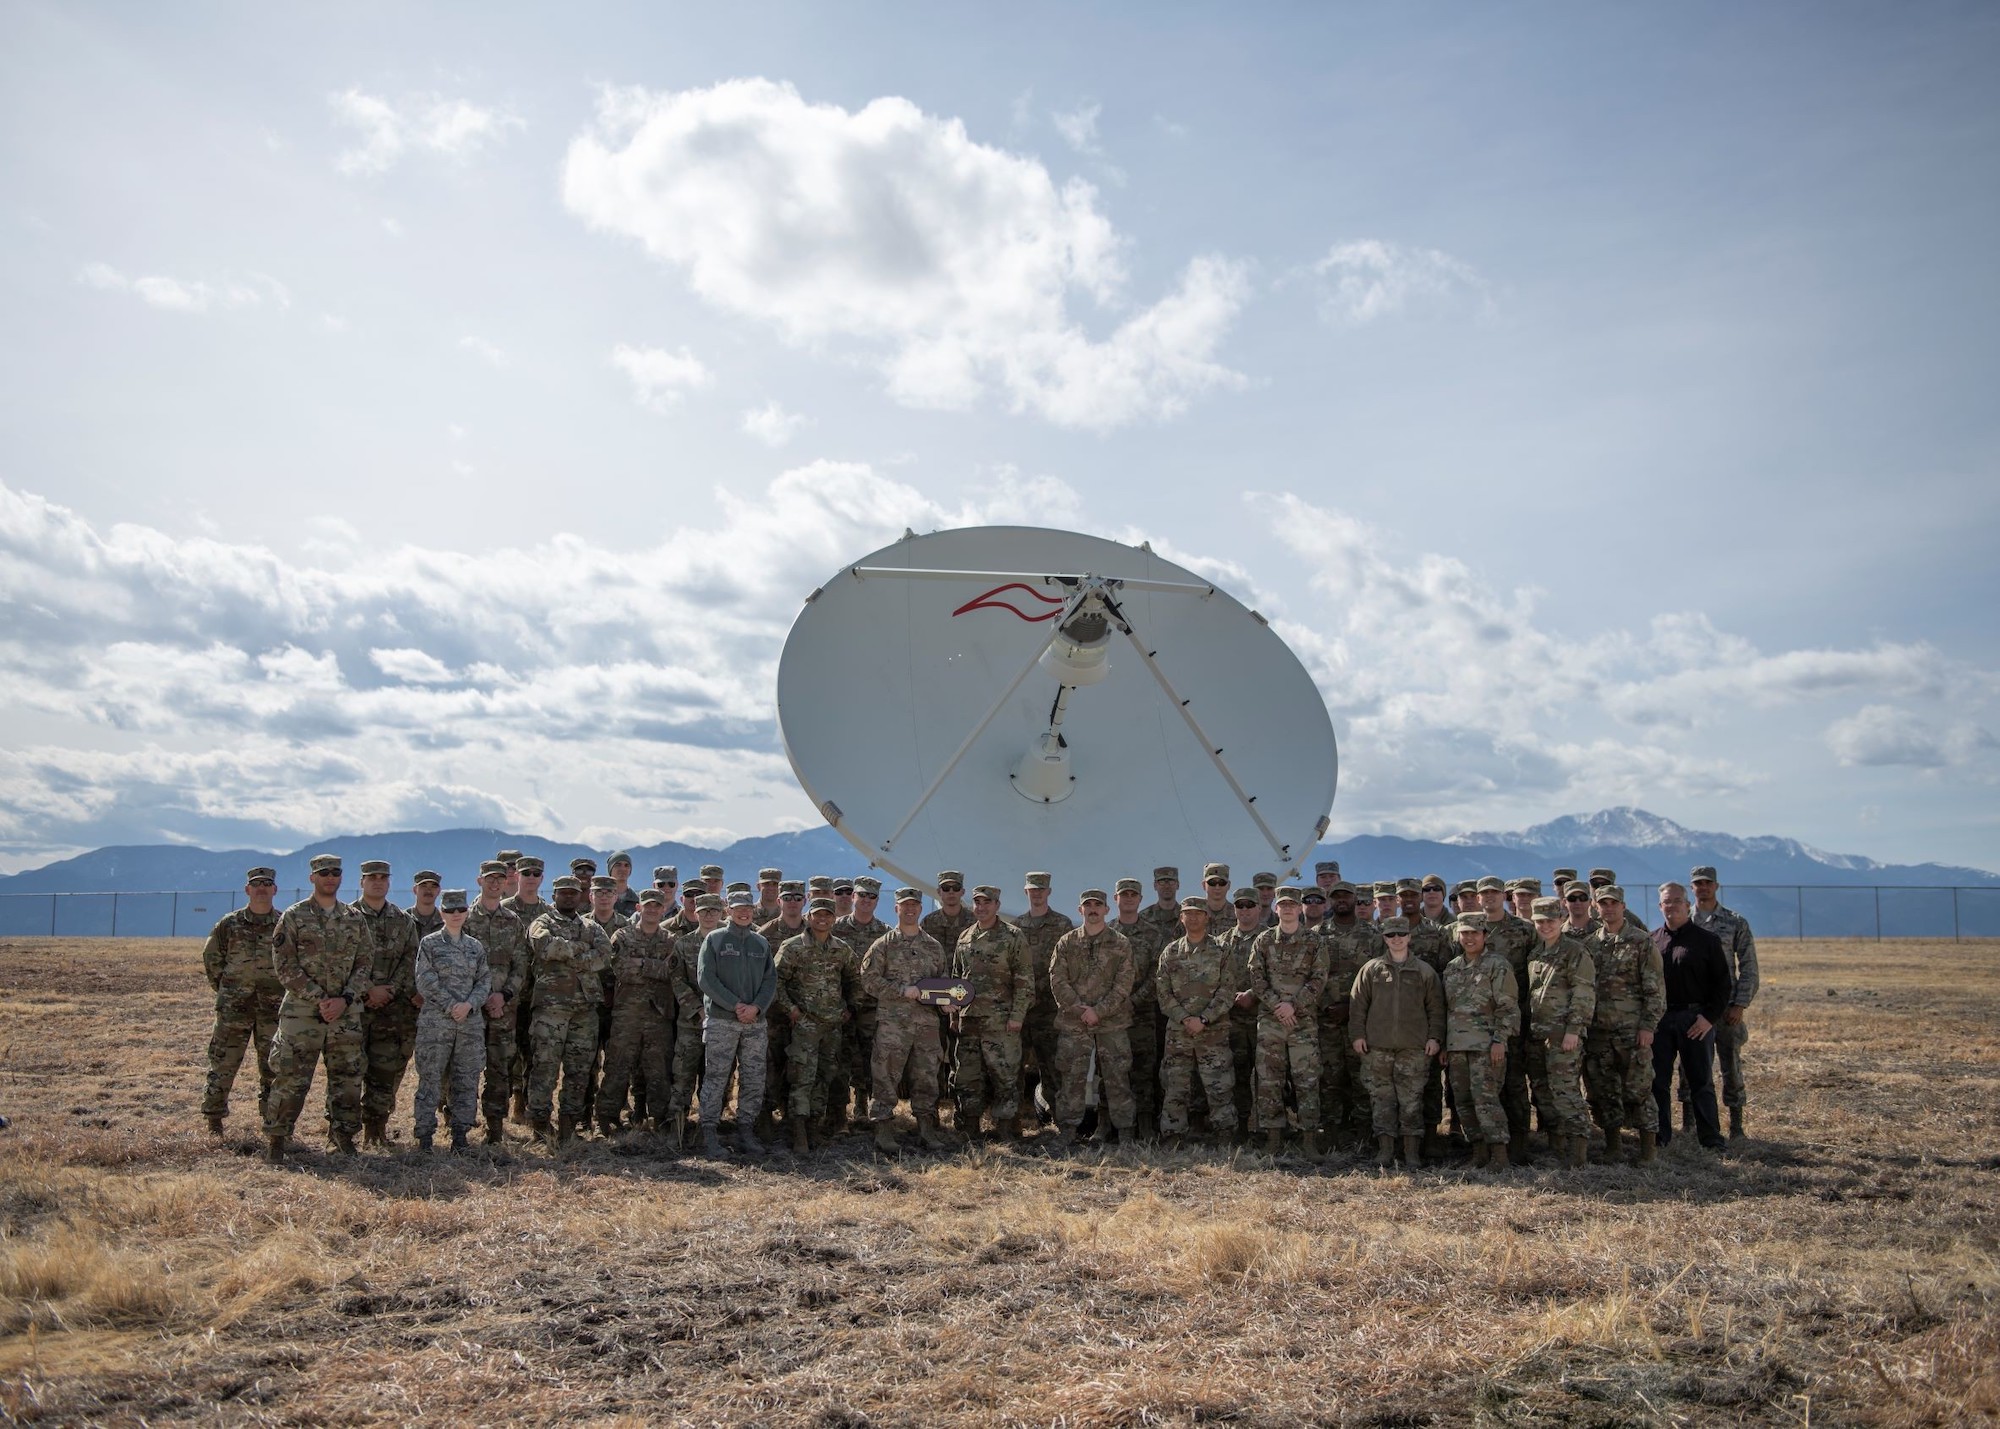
xmin=776 ymin=526 xmax=1339 ymax=899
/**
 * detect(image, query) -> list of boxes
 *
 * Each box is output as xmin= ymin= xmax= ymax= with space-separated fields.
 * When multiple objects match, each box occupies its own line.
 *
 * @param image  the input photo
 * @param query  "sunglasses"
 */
xmin=1565 ymin=895 xmax=1589 ymax=903
xmin=781 ymin=893 xmax=804 ymax=901
xmin=938 ymin=884 xmax=962 ymax=893
xmin=1384 ymin=931 xmax=1410 ymax=938
xmin=1205 ymin=878 xmax=1228 ymax=886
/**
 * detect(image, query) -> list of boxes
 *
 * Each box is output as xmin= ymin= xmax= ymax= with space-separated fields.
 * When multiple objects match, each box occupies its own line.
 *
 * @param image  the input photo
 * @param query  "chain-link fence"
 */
xmin=1 ymin=884 xmax=1997 ymax=939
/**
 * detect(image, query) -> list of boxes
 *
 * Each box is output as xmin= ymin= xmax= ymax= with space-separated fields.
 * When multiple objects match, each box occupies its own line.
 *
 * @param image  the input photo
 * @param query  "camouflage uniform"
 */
xmin=1317 ymin=919 xmax=1386 ymax=1137
xmin=1349 ymin=953 xmax=1445 ymax=1136
xmin=1406 ymin=914 xmax=1455 ymax=1133
xmin=665 ymin=926 xmax=710 ymax=1128
xmin=922 ymin=904 xmax=975 ymax=1099
xmin=598 ymin=921 xmax=681 ymax=1128
xmin=409 ymin=905 xmax=444 ymax=942
xmin=1583 ymin=922 xmax=1666 ymax=1137
xmin=1525 ymin=934 xmax=1597 ymax=1139
xmin=1247 ymin=924 xmax=1328 ymax=1133
xmin=1048 ymin=925 xmax=1136 ymax=1134
xmin=1214 ymin=921 xmax=1262 ymax=1131
xmin=412 ymin=929 xmax=490 ymax=1141
xmin=1692 ymin=901 xmax=1759 ymax=1113
xmin=756 ymin=914 xmax=809 ymax=1122
xmin=1155 ymin=931 xmax=1239 ymax=1136
xmin=832 ymin=910 xmax=889 ymax=1117
xmin=200 ymin=905 xmax=283 ymax=1121
xmin=1113 ymin=916 xmax=1169 ymax=1135
xmin=264 ymin=898 xmax=372 ymax=1139
xmin=354 ymin=898 xmax=421 ymax=1128
xmin=465 ymin=901 xmax=528 ymax=1123
xmin=498 ymin=895 xmax=546 ymax=1113
xmin=862 ymin=928 xmax=947 ymax=1122
xmin=582 ymin=910 xmax=629 ymax=1120
xmin=773 ymin=930 xmax=859 ymax=1122
xmin=1442 ymin=951 xmax=1520 ymax=1146
xmin=951 ymin=919 xmax=1034 ymax=1128
xmin=525 ymin=909 xmax=613 ymax=1121
xmin=1013 ymin=908 xmax=1074 ymax=1112
xmin=1481 ymin=910 xmax=1539 ymax=1138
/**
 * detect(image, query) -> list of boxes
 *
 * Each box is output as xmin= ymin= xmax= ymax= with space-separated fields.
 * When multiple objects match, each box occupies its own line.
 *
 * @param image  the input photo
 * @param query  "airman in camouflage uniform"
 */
xmin=525 ymin=878 xmax=614 ymax=1143
xmin=1111 ymin=877 xmax=1169 ymax=1139
xmin=697 ymin=890 xmax=778 ymax=1157
xmin=753 ymin=867 xmax=784 ymax=925
xmin=1525 ymin=897 xmax=1597 ymax=1167
xmin=1155 ymin=899 xmax=1239 ymax=1142
xmin=352 ymin=860 xmax=422 ymax=1149
xmin=1049 ymin=891 xmax=1137 ymax=1145
xmin=1407 ymin=875 xmax=1456 ymax=1147
xmin=1471 ymin=876 xmax=1538 ymax=1158
xmin=407 ymin=870 xmax=444 ymax=942
xmin=1350 ymin=916 xmax=1444 ymax=1167
xmin=773 ymin=898 xmax=860 ymax=1151
xmin=411 ymin=890 xmax=489 ymax=1152
xmin=263 ymin=854 xmax=373 ymax=1160
xmin=1689 ymin=865 xmax=1759 ymax=1138
xmin=756 ymin=890 xmax=811 ymax=1137
xmin=863 ymin=890 xmax=949 ymax=1151
xmin=833 ymin=876 xmax=890 ymax=1128
xmin=1442 ymin=913 xmax=1521 ymax=1169
xmin=1589 ymin=868 xmax=1649 ymax=932
xmin=951 ymin=886 xmax=1034 ymax=1138
xmin=922 ymin=871 xmax=975 ymax=1108
xmin=1316 ymin=881 xmax=1386 ymax=1146
xmin=581 ymin=876 xmax=630 ymax=1126
xmin=662 ymin=897 xmax=723 ymax=1146
xmin=597 ymin=892 xmax=680 ymax=1135
xmin=1013 ymin=873 xmax=1075 ymax=1118
xmin=466 ymin=863 xmax=529 ymax=1143
xmin=1247 ymin=889 xmax=1328 ymax=1157
xmin=1583 ymin=886 xmax=1667 ymax=1163
xmin=1212 ymin=878 xmax=1264 ymax=1137
xmin=499 ymin=856 xmax=548 ymax=1123
xmin=200 ymin=866 xmax=284 ymax=1134
xmin=1138 ymin=866 xmax=1185 ymax=941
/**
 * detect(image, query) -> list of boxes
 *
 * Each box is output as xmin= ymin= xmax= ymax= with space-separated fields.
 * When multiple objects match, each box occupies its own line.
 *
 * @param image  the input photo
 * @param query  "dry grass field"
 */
xmin=1 ymin=937 xmax=1996 ymax=1426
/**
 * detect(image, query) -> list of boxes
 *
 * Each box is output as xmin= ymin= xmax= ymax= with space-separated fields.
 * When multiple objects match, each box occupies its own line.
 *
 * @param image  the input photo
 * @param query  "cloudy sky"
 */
xmin=3 ymin=4 xmax=1997 ymax=873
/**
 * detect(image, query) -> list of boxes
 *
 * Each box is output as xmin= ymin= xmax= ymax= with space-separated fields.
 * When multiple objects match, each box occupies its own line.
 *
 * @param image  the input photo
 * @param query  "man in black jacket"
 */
xmin=1651 ymin=883 xmax=1733 ymax=1151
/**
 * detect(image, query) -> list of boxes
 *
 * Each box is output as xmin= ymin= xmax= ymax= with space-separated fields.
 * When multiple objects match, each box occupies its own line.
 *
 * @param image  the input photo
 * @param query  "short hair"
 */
xmin=1658 ymin=881 xmax=1689 ymax=903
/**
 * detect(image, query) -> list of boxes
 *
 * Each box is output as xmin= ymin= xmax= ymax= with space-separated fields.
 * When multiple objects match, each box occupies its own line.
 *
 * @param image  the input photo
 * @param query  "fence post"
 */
xmin=1796 ymin=886 xmax=1804 ymax=940
xmin=111 ymin=891 xmax=119 ymax=937
xmin=49 ymin=894 xmax=56 ymax=936
xmin=1954 ymin=887 xmax=1961 ymax=943
xmin=1874 ymin=887 xmax=1881 ymax=942
xmin=171 ymin=890 xmax=178 ymax=937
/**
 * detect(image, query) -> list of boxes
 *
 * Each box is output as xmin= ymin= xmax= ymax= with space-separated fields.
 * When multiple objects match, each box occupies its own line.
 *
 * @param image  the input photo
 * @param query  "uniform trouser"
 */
xmin=870 ymin=1010 xmax=942 ymax=1122
xmin=362 ymin=1004 xmax=419 ymax=1124
xmin=1129 ymin=999 xmax=1161 ymax=1132
xmin=599 ymin=996 xmax=675 ymax=1127
xmin=1423 ymin=1053 xmax=1449 ymax=1134
xmin=1316 ymin=1011 xmax=1365 ymax=1135
xmin=785 ymin=1015 xmax=843 ymax=1120
xmin=700 ymin=1015 xmax=769 ymax=1127
xmin=580 ymin=1000 xmax=614 ymax=1123
xmin=1053 ymin=1023 xmax=1135 ymax=1132
xmin=843 ymin=1007 xmax=878 ymax=1114
xmin=1023 ymin=1001 xmax=1060 ymax=1117
xmin=264 ymin=1009 xmax=365 ymax=1138
xmin=1229 ymin=1007 xmax=1257 ymax=1131
xmin=1361 ymin=1048 xmax=1430 ymax=1136
xmin=952 ymin=1017 xmax=1023 ymax=1126
xmin=668 ymin=1015 xmax=703 ymax=1125
xmin=761 ymin=1013 xmax=791 ymax=1121
xmin=1583 ymin=1028 xmax=1659 ymax=1134
xmin=413 ymin=1013 xmax=486 ymax=1138
xmin=511 ymin=973 xmax=534 ymax=1108
xmin=203 ymin=985 xmax=281 ymax=1118
xmin=1679 ymin=1015 xmax=1749 ymax=1110
xmin=1525 ymin=1035 xmax=1590 ymax=1138
xmin=938 ymin=1007 xmax=959 ymax=1105
xmin=527 ymin=1004 xmax=600 ymax=1120
xmin=1502 ymin=1033 xmax=1531 ymax=1137
xmin=1254 ymin=1016 xmax=1321 ymax=1132
xmin=1652 ymin=1011 xmax=1721 ymax=1147
xmin=1159 ymin=1023 xmax=1235 ymax=1135
xmin=1445 ymin=1049 xmax=1508 ymax=1145
xmin=481 ymin=1005 xmax=521 ymax=1123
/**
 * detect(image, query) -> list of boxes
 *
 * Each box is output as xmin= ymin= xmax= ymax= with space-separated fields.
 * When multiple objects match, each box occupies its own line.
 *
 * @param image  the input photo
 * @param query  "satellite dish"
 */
xmin=776 ymin=526 xmax=1337 ymax=899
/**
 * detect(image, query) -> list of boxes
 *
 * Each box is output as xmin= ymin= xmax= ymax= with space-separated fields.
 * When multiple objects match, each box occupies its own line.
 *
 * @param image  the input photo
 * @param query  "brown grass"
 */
xmin=1 ymin=935 xmax=1997 ymax=1425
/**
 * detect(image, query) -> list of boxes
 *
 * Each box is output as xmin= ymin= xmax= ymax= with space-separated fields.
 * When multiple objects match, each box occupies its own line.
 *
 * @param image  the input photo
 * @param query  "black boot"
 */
xmin=449 ymin=1125 xmax=469 ymax=1153
xmin=1729 ymin=1106 xmax=1745 ymax=1139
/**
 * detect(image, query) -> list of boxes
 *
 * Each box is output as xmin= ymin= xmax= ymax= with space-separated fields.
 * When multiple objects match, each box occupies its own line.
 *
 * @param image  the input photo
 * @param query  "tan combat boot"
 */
xmin=556 ymin=1114 xmax=576 ymax=1145
xmin=362 ymin=1116 xmax=387 ymax=1149
xmin=1486 ymin=1140 xmax=1509 ymax=1171
xmin=1006 ymin=1115 xmax=1027 ymax=1140
xmin=329 ymin=1127 xmax=358 ymax=1156
xmin=791 ymin=1118 xmax=811 ymax=1154
xmin=1470 ymin=1141 xmax=1490 ymax=1169
xmin=1509 ymin=1132 xmax=1529 ymax=1166
xmin=1602 ymin=1127 xmax=1624 ymax=1164
xmin=1375 ymin=1134 xmax=1396 ymax=1168
xmin=1636 ymin=1129 xmax=1658 ymax=1165
xmin=510 ymin=1090 xmax=529 ymax=1122
xmin=1264 ymin=1129 xmax=1284 ymax=1158
xmin=206 ymin=1113 xmax=226 ymax=1137
xmin=1402 ymin=1134 xmax=1423 ymax=1168
xmin=531 ymin=1115 xmax=554 ymax=1146
xmin=484 ymin=1115 xmax=507 ymax=1146
xmin=264 ymin=1135 xmax=286 ymax=1163
xmin=1301 ymin=1130 xmax=1323 ymax=1161
xmin=874 ymin=1119 xmax=899 ymax=1153
xmin=916 ymin=1113 xmax=949 ymax=1151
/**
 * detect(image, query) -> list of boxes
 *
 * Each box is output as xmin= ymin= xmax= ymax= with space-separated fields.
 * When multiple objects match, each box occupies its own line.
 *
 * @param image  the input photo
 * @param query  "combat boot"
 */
xmin=737 ymin=1122 xmax=766 ymax=1157
xmin=1402 ymin=1134 xmax=1423 ymax=1168
xmin=1729 ymin=1107 xmax=1745 ymax=1140
xmin=484 ymin=1115 xmax=507 ymax=1146
xmin=449 ymin=1126 xmax=469 ymax=1154
xmin=597 ymin=1118 xmax=621 ymax=1140
xmin=206 ymin=1112 xmax=226 ymax=1136
xmin=791 ymin=1118 xmax=811 ymax=1155
xmin=874 ymin=1119 xmax=900 ymax=1153
xmin=1470 ymin=1141 xmax=1490 ymax=1169
xmin=1375 ymin=1134 xmax=1396 ymax=1168
xmin=531 ymin=1115 xmax=554 ymax=1145
xmin=1636 ymin=1129 xmax=1658 ymax=1165
xmin=1568 ymin=1134 xmax=1589 ymax=1168
xmin=556 ymin=1114 xmax=576 ymax=1145
xmin=1486 ymin=1141 xmax=1508 ymax=1172
xmin=1422 ymin=1130 xmax=1447 ymax=1161
xmin=329 ymin=1127 xmax=358 ymax=1156
xmin=916 ymin=1113 xmax=949 ymax=1151
xmin=1263 ymin=1129 xmax=1284 ymax=1158
xmin=264 ymin=1135 xmax=286 ymax=1163
xmin=362 ymin=1116 xmax=387 ymax=1149
xmin=1005 ymin=1114 xmax=1028 ymax=1141
xmin=701 ymin=1123 xmax=728 ymax=1158
xmin=415 ymin=1132 xmax=433 ymax=1152
xmin=1601 ymin=1127 xmax=1624 ymax=1164
xmin=1509 ymin=1132 xmax=1530 ymax=1166
xmin=1301 ymin=1130 xmax=1323 ymax=1161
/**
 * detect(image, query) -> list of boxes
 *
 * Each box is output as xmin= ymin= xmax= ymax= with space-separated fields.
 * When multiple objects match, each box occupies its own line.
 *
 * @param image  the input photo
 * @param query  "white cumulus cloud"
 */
xmin=331 ymin=88 xmax=523 ymax=176
xmin=78 ymin=262 xmax=289 ymax=315
xmin=561 ymin=78 xmax=1248 ymax=430
xmin=611 ymin=343 xmax=712 ymax=412
xmin=1826 ymin=705 xmax=1996 ymax=769
xmin=1305 ymin=239 xmax=1488 ymax=326
xmin=740 ymin=400 xmax=809 ymax=448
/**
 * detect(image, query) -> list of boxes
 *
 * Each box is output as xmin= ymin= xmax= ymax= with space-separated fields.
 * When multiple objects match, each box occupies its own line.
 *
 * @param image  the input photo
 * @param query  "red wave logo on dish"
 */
xmin=951 ymin=582 xmax=1065 ymax=623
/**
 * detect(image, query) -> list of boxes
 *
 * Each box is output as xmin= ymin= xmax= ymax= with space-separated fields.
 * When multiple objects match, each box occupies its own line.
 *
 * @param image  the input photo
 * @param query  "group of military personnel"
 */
xmin=199 ymin=848 xmax=1760 ymax=1169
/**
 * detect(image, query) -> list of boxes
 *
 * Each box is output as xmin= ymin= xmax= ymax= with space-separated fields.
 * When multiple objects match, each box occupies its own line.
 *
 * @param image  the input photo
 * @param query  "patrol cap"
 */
xmin=608 ymin=850 xmax=632 ymax=868
xmin=590 ymin=876 xmax=616 ymax=892
xmin=1588 ymin=867 xmax=1617 ymax=884
xmin=699 ymin=864 xmax=725 ymax=880
xmin=1180 ymin=896 xmax=1210 ymax=912
xmin=694 ymin=893 xmax=725 ymax=911
xmin=1552 ymin=867 xmax=1579 ymax=883
xmin=1248 ymin=872 xmax=1275 ymax=890
xmin=832 ymin=878 xmax=855 ymax=894
xmin=1024 ymin=872 xmax=1052 ymax=890
xmin=854 ymin=877 xmax=882 ymax=896
xmin=516 ymin=857 xmax=544 ymax=875
xmin=359 ymin=860 xmax=390 ymax=877
xmin=413 ymin=869 xmax=441 ymax=886
xmin=1691 ymin=865 xmax=1719 ymax=883
xmin=479 ymin=860 xmax=508 ymax=878
xmin=893 ymin=887 xmax=924 ymax=905
xmin=638 ymin=889 xmax=667 ymax=907
xmin=653 ymin=866 xmax=678 ymax=883
xmin=936 ymin=870 xmax=964 ymax=890
xmin=1373 ymin=881 xmax=1397 ymax=896
xmin=497 ymin=849 xmax=523 ymax=865
xmin=1202 ymin=863 xmax=1230 ymax=883
xmin=807 ymin=876 xmax=833 ymax=892
xmin=1379 ymin=916 xmax=1410 ymax=936
xmin=1475 ymin=876 xmax=1505 ymax=893
xmin=1504 ymin=878 xmax=1527 ymax=893
xmin=807 ymin=897 xmax=836 ymax=914
xmin=726 ymin=889 xmax=754 ymax=906
xmin=971 ymin=884 xmax=1002 ymax=901
xmin=571 ymin=857 xmax=596 ymax=873
xmin=1274 ymin=886 xmax=1303 ymax=904
xmin=1396 ymin=877 xmax=1420 ymax=893
xmin=1153 ymin=866 xmax=1179 ymax=882
xmin=1327 ymin=879 xmax=1356 ymax=895
xmin=246 ymin=866 xmax=277 ymax=884
xmin=1314 ymin=861 xmax=1341 ymax=876
xmin=1517 ymin=878 xmax=1543 ymax=894
xmin=1531 ymin=897 xmax=1564 ymax=920
xmin=439 ymin=889 xmax=469 ymax=912
xmin=1420 ymin=874 xmax=1446 ymax=892
xmin=309 ymin=853 xmax=342 ymax=874
xmin=758 ymin=867 xmax=783 ymax=882
xmin=1114 ymin=877 xmax=1143 ymax=895
xmin=1457 ymin=912 xmax=1489 ymax=933
xmin=1231 ymin=886 xmax=1259 ymax=906
xmin=1078 ymin=888 xmax=1109 ymax=904
xmin=780 ymin=880 xmax=806 ymax=897
xmin=1302 ymin=889 xmax=1325 ymax=904
xmin=1594 ymin=884 xmax=1626 ymax=904
xmin=727 ymin=881 xmax=752 ymax=895
xmin=1454 ymin=881 xmax=1477 ymax=896
xmin=550 ymin=876 xmax=582 ymax=892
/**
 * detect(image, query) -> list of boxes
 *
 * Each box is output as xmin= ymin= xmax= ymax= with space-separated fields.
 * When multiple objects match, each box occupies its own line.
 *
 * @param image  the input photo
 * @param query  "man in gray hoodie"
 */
xmin=696 ymin=889 xmax=777 ymax=1157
